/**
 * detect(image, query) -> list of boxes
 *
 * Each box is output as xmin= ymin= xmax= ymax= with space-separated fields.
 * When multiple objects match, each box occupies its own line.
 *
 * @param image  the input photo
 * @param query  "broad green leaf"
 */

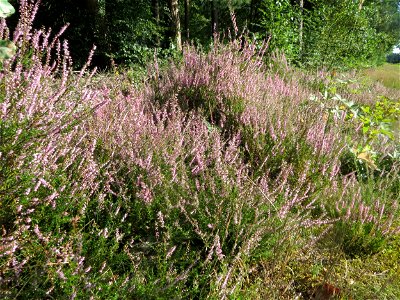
xmin=0 ymin=0 xmax=15 ymax=18
xmin=0 ymin=39 xmax=16 ymax=60
xmin=361 ymin=106 xmax=370 ymax=114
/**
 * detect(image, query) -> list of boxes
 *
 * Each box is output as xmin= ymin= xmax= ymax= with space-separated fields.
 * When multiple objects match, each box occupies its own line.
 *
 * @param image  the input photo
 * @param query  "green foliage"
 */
xmin=5 ymin=0 xmax=399 ymax=70
xmin=257 ymin=0 xmax=400 ymax=68
xmin=359 ymin=96 xmax=399 ymax=143
xmin=105 ymin=0 xmax=161 ymax=65
xmin=303 ymin=0 xmax=386 ymax=68
xmin=337 ymin=94 xmax=399 ymax=173
xmin=0 ymin=0 xmax=15 ymax=65
xmin=387 ymin=52 xmax=400 ymax=64
xmin=259 ymin=0 xmax=300 ymax=62
xmin=0 ymin=0 xmax=14 ymax=18
xmin=0 ymin=39 xmax=16 ymax=60
xmin=332 ymin=221 xmax=386 ymax=259
xmin=311 ymin=78 xmax=399 ymax=179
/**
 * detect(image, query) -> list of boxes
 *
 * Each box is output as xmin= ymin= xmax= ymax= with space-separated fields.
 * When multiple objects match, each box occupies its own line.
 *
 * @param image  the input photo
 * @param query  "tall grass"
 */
xmin=364 ymin=63 xmax=400 ymax=90
xmin=1 ymin=2 xmax=399 ymax=299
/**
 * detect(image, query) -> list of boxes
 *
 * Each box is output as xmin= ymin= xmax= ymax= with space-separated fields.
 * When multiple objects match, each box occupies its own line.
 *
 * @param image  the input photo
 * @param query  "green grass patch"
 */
xmin=364 ymin=63 xmax=400 ymax=89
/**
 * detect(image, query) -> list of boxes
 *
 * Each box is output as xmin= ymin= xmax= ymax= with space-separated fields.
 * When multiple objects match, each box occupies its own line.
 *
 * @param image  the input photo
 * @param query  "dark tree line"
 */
xmin=7 ymin=0 xmax=400 ymax=69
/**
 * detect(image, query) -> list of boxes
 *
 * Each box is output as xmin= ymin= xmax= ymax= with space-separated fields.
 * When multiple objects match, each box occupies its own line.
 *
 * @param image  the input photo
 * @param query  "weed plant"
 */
xmin=1 ymin=2 xmax=399 ymax=299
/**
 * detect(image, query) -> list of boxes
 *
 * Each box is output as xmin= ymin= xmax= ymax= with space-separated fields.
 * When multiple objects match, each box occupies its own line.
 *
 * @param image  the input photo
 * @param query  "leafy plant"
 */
xmin=359 ymin=96 xmax=399 ymax=143
xmin=0 ymin=0 xmax=14 ymax=18
xmin=311 ymin=79 xmax=399 ymax=177
xmin=259 ymin=0 xmax=300 ymax=62
xmin=0 ymin=0 xmax=16 ymax=64
xmin=0 ymin=39 xmax=16 ymax=60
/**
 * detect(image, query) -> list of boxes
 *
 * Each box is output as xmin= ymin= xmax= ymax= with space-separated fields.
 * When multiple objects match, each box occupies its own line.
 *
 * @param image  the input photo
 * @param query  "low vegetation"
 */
xmin=1 ymin=3 xmax=400 ymax=300
xmin=363 ymin=63 xmax=400 ymax=90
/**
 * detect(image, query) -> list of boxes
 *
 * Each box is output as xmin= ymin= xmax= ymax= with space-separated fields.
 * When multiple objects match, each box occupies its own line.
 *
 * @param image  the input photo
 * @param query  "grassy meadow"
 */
xmin=363 ymin=63 xmax=400 ymax=90
xmin=1 ymin=10 xmax=400 ymax=300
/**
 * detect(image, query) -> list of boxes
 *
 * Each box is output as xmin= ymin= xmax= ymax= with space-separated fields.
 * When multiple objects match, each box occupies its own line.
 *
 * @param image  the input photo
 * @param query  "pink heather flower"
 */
xmin=136 ymin=177 xmax=153 ymax=204
xmin=157 ymin=211 xmax=165 ymax=228
xmin=166 ymin=246 xmax=177 ymax=259
xmin=115 ymin=229 xmax=124 ymax=242
xmin=214 ymin=235 xmax=225 ymax=261
xmin=34 ymin=224 xmax=48 ymax=243
xmin=56 ymin=269 xmax=67 ymax=281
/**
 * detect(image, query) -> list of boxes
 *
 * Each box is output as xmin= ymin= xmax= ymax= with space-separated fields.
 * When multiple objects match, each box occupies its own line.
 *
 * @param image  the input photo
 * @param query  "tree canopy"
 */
xmin=5 ymin=0 xmax=400 ymax=68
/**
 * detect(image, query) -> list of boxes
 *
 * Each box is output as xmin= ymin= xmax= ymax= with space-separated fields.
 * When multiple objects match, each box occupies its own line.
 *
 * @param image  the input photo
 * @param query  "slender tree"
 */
xmin=299 ymin=0 xmax=304 ymax=59
xmin=184 ymin=0 xmax=190 ymax=40
xmin=211 ymin=0 xmax=219 ymax=35
xmin=358 ymin=0 xmax=365 ymax=10
xmin=152 ymin=0 xmax=160 ymax=46
xmin=170 ymin=0 xmax=182 ymax=50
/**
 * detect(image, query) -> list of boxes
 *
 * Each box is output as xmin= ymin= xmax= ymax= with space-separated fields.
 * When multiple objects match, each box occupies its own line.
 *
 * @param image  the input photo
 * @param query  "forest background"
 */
xmin=6 ymin=0 xmax=400 ymax=69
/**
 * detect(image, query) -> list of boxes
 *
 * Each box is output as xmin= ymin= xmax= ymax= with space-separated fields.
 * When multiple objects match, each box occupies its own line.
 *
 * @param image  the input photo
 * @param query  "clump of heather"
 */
xmin=1 ymin=2 xmax=399 ymax=299
xmin=89 ymin=83 xmax=339 ymax=298
xmin=0 ymin=1 xmax=109 ymax=298
xmin=143 ymin=35 xmax=399 ymax=297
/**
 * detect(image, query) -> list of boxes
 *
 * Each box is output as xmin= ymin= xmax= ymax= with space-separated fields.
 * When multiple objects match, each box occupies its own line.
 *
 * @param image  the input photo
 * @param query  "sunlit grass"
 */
xmin=364 ymin=63 xmax=400 ymax=89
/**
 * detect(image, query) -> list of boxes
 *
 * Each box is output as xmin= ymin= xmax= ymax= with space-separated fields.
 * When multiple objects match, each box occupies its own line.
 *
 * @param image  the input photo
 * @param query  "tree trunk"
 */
xmin=85 ymin=0 xmax=99 ymax=15
xmin=85 ymin=0 xmax=111 ymax=67
xmin=250 ymin=0 xmax=260 ymax=32
xmin=170 ymin=0 xmax=182 ymax=51
xmin=152 ymin=0 xmax=160 ymax=46
xmin=211 ymin=0 xmax=218 ymax=36
xmin=359 ymin=0 xmax=365 ymax=11
xmin=299 ymin=0 xmax=304 ymax=59
xmin=184 ymin=0 xmax=190 ymax=41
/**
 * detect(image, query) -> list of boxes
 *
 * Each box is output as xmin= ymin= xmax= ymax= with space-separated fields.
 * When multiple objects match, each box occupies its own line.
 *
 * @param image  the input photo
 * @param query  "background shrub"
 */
xmin=387 ymin=52 xmax=400 ymax=64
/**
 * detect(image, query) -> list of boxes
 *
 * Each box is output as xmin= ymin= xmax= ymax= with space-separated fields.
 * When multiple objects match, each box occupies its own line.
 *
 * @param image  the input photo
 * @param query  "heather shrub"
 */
xmin=0 ymin=2 xmax=112 ymax=298
xmin=151 ymin=39 xmax=345 ymax=184
xmin=1 ymin=2 xmax=400 ymax=299
xmin=85 ymin=45 xmax=351 ymax=297
xmin=142 ymin=37 xmax=399 ymax=297
xmin=90 ymin=91 xmax=302 ymax=297
xmin=90 ymin=39 xmax=399 ymax=298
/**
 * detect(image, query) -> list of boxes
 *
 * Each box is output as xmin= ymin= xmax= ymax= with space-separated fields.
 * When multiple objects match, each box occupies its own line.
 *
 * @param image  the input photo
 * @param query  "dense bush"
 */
xmin=387 ymin=52 xmax=400 ymax=64
xmin=302 ymin=1 xmax=390 ymax=68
